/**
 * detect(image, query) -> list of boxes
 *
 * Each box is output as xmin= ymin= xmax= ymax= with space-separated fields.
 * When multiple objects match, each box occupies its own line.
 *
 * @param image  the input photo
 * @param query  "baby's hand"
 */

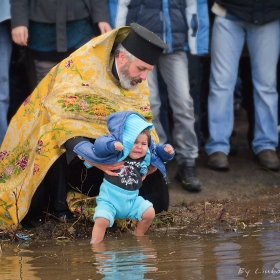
xmin=114 ymin=141 xmax=124 ymax=151
xmin=164 ymin=144 xmax=174 ymax=154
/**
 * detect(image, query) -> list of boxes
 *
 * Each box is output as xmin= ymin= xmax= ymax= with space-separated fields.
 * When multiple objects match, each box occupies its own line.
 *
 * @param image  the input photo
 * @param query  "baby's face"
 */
xmin=129 ymin=133 xmax=149 ymax=159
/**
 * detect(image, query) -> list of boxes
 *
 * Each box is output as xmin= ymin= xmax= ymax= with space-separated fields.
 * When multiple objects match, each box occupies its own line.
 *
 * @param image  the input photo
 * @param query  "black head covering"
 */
xmin=122 ymin=23 xmax=169 ymax=65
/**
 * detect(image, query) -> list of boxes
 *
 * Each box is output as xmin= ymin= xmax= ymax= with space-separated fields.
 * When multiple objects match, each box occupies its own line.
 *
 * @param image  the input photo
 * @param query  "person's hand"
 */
xmin=147 ymin=165 xmax=157 ymax=176
xmin=142 ymin=165 xmax=157 ymax=180
xmin=164 ymin=144 xmax=174 ymax=154
xmin=85 ymin=161 xmax=124 ymax=176
xmin=12 ymin=26 xmax=28 ymax=46
xmin=141 ymin=174 xmax=147 ymax=181
xmin=98 ymin=22 xmax=112 ymax=34
xmin=114 ymin=141 xmax=124 ymax=151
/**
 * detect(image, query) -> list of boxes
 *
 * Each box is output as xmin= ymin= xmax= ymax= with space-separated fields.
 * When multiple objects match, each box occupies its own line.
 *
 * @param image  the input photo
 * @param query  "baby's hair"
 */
xmin=140 ymin=128 xmax=151 ymax=139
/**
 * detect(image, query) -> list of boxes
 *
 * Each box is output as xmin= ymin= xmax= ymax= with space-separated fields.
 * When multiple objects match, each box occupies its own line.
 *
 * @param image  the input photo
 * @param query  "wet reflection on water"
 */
xmin=0 ymin=246 xmax=40 ymax=280
xmin=0 ymin=223 xmax=280 ymax=280
xmin=91 ymin=236 xmax=158 ymax=279
xmin=256 ymin=225 xmax=280 ymax=279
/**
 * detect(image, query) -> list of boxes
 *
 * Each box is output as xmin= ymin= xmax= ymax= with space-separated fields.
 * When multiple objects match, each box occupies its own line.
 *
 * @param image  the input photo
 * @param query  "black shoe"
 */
xmin=175 ymin=163 xmax=201 ymax=192
xmin=21 ymin=214 xmax=45 ymax=228
xmin=53 ymin=210 xmax=76 ymax=223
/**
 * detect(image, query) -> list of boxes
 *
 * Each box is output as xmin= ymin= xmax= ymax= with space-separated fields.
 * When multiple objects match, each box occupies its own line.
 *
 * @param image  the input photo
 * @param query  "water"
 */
xmin=1 ymin=223 xmax=280 ymax=280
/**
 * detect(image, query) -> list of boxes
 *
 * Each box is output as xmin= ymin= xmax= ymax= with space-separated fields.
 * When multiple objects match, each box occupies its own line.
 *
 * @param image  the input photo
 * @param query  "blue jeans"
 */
xmin=0 ymin=21 xmax=12 ymax=145
xmin=205 ymin=16 xmax=280 ymax=156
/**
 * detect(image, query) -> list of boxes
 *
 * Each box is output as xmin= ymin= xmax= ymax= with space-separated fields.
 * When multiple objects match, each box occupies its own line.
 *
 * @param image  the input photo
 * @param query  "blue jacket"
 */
xmin=108 ymin=0 xmax=209 ymax=55
xmin=73 ymin=111 xmax=174 ymax=177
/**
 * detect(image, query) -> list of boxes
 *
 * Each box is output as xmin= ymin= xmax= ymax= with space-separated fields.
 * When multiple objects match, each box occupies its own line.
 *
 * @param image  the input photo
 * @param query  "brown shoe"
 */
xmin=207 ymin=152 xmax=229 ymax=170
xmin=257 ymin=149 xmax=279 ymax=171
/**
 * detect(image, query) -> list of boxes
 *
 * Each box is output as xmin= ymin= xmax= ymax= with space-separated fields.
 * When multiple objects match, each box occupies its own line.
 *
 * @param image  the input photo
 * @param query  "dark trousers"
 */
xmin=24 ymin=155 xmax=69 ymax=221
xmin=187 ymin=53 xmax=202 ymax=148
xmin=158 ymin=53 xmax=203 ymax=148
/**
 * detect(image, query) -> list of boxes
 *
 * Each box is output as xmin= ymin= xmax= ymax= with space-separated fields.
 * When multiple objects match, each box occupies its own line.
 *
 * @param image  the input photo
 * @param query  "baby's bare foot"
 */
xmin=132 ymin=230 xmax=145 ymax=237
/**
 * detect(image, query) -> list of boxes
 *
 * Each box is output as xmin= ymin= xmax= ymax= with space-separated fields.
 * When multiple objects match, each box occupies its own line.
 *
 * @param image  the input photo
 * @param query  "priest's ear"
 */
xmin=117 ymin=50 xmax=129 ymax=66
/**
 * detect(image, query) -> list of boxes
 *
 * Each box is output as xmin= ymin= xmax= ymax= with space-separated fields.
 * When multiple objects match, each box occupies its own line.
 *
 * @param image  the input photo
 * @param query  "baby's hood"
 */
xmin=107 ymin=111 xmax=153 ymax=160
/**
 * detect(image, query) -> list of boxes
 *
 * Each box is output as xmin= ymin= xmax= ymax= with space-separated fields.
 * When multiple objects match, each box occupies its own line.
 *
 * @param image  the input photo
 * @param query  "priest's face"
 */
xmin=117 ymin=52 xmax=154 ymax=90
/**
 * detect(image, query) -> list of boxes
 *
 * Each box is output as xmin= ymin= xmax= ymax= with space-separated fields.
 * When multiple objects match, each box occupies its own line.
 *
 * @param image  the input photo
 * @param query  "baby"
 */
xmin=73 ymin=111 xmax=174 ymax=244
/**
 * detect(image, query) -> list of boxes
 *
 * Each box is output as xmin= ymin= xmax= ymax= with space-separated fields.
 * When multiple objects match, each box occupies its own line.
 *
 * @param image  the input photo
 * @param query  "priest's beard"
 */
xmin=119 ymin=61 xmax=142 ymax=90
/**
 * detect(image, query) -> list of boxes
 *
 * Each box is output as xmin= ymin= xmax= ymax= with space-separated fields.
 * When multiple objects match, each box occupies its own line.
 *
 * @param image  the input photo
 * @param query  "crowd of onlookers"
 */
xmin=2 ymin=0 xmax=280 ymax=193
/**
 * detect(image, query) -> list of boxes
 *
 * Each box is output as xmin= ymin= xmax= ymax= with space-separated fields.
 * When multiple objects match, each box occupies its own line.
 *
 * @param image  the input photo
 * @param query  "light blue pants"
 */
xmin=94 ymin=180 xmax=153 ymax=227
xmin=148 ymin=51 xmax=198 ymax=164
xmin=205 ymin=16 xmax=280 ymax=155
xmin=0 ymin=22 xmax=12 ymax=145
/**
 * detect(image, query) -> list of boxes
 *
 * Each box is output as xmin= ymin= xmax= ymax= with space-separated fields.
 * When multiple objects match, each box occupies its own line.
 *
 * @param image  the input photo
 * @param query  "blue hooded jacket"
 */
xmin=73 ymin=111 xmax=174 ymax=177
xmin=108 ymin=0 xmax=209 ymax=55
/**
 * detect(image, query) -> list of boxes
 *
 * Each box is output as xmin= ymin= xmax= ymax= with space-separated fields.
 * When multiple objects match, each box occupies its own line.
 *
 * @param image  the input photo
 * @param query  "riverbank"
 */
xmin=165 ymin=107 xmax=280 ymax=233
xmin=2 ymin=108 xmax=280 ymax=243
xmin=169 ymin=107 xmax=280 ymax=206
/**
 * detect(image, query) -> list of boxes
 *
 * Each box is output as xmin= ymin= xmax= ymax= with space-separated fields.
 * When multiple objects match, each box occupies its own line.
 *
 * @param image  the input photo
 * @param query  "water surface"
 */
xmin=1 ymin=223 xmax=280 ymax=280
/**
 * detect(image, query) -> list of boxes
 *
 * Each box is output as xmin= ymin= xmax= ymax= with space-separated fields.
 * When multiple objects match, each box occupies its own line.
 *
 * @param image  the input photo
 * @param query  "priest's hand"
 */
xmin=85 ymin=160 xmax=124 ymax=177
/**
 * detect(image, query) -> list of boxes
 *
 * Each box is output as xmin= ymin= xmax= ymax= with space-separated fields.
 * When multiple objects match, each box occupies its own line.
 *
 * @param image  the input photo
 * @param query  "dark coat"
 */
xmin=10 ymin=0 xmax=110 ymax=27
xmin=215 ymin=0 xmax=280 ymax=24
xmin=10 ymin=0 xmax=110 ymax=52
